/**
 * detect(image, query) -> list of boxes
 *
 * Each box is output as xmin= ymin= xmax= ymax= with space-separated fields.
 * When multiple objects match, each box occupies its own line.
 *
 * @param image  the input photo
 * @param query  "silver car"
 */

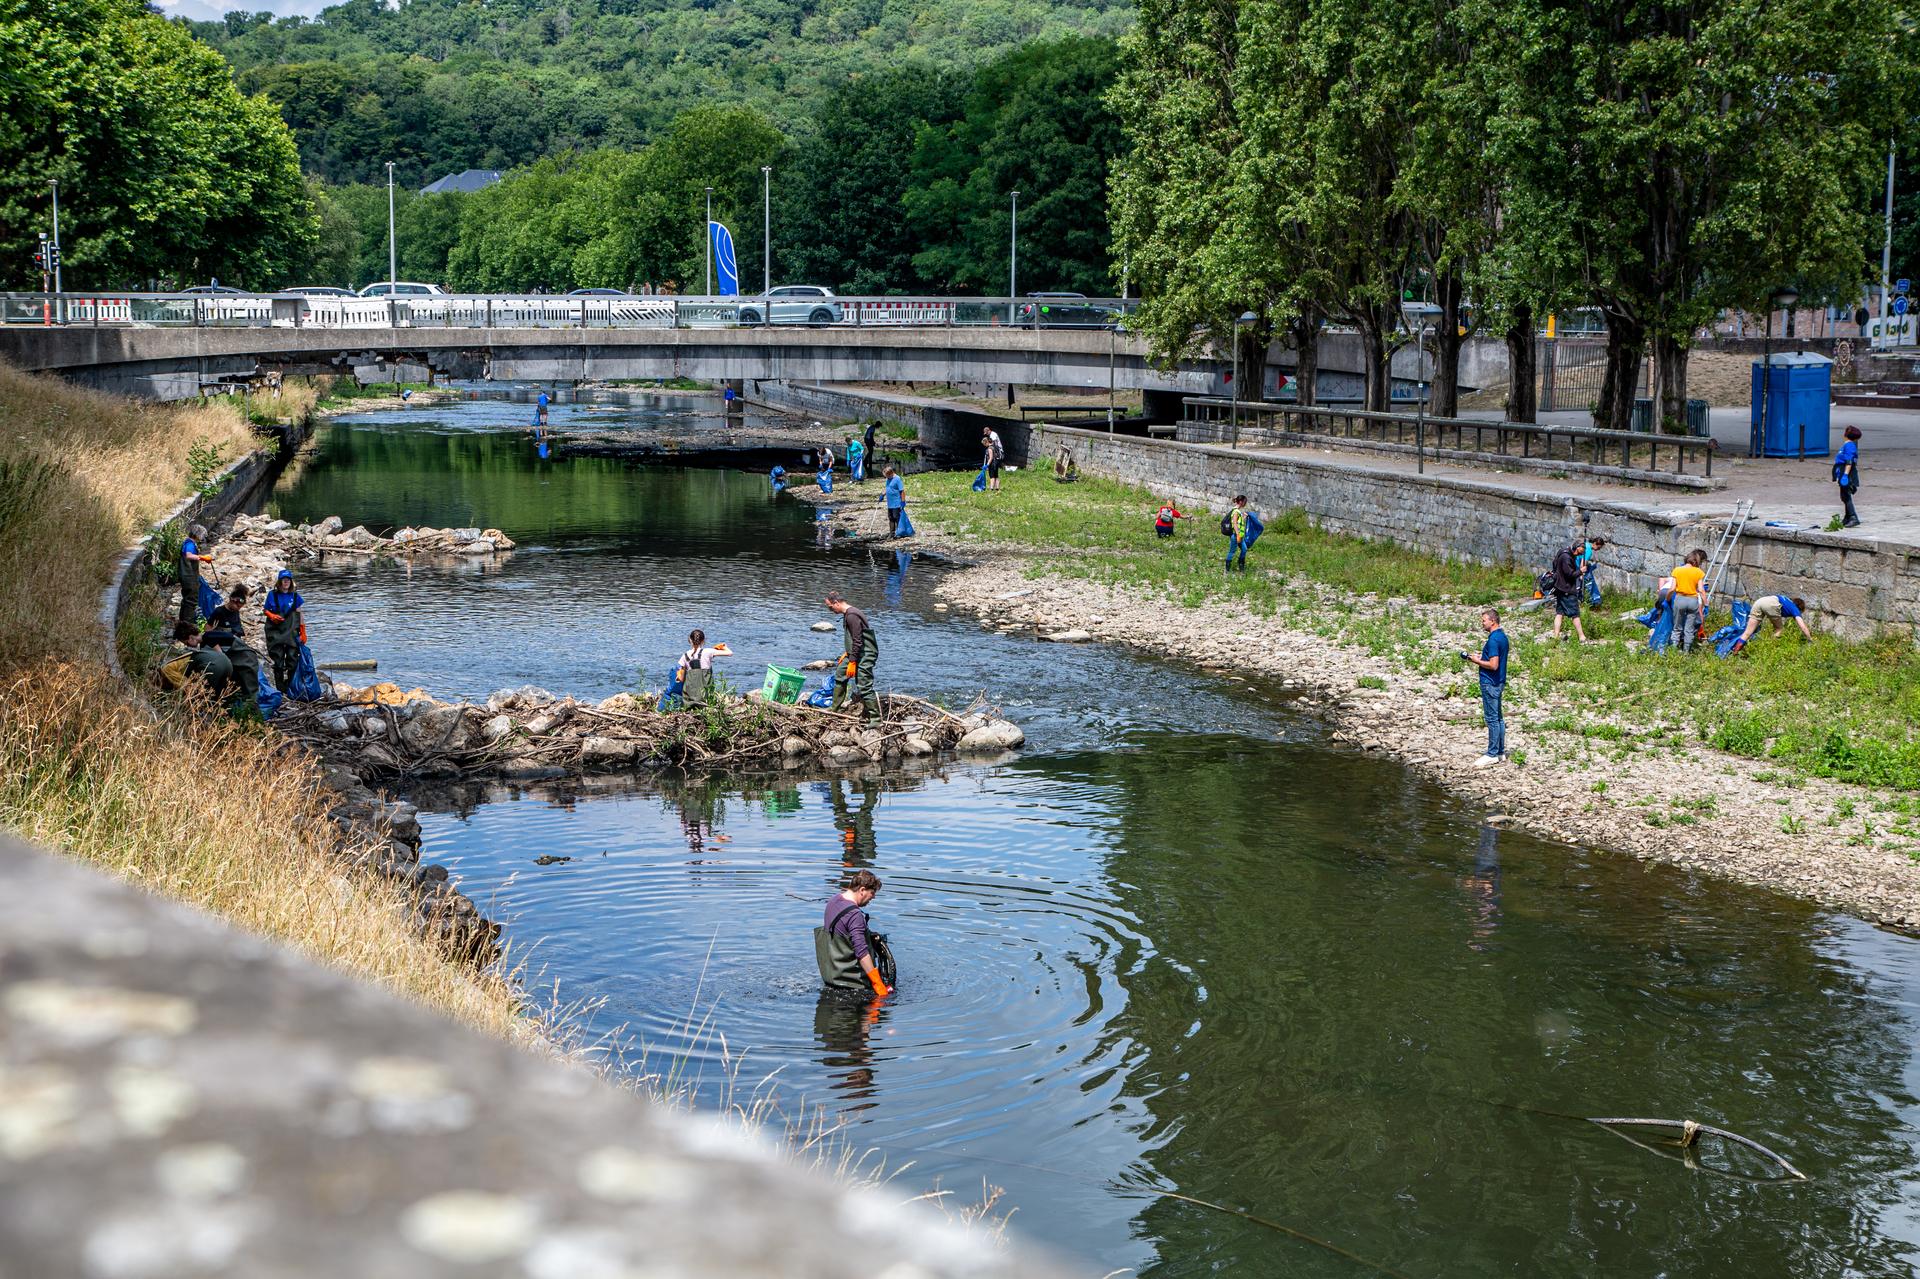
xmin=735 ymin=285 xmax=843 ymax=326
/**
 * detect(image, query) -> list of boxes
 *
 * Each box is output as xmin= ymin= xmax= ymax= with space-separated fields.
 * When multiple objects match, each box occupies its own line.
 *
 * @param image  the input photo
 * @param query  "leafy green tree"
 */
xmin=1 ymin=0 xmax=315 ymax=289
xmin=776 ymin=68 xmax=964 ymax=293
xmin=905 ymin=36 xmax=1122 ymax=295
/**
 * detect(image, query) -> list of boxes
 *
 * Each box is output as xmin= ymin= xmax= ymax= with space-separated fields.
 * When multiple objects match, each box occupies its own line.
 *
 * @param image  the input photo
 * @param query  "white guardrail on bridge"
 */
xmin=1 ymin=292 xmax=1139 ymax=332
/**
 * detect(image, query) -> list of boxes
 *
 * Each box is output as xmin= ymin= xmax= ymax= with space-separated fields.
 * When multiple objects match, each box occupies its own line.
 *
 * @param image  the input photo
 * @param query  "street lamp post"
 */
xmin=761 ymin=167 xmax=771 ymax=295
xmin=48 ymin=179 xmax=62 ymax=321
xmin=385 ymin=162 xmax=397 ymax=287
xmin=1413 ymin=323 xmax=1434 ymax=474
xmin=704 ymin=187 xmax=714 ymax=296
xmin=1009 ymin=190 xmax=1020 ymax=317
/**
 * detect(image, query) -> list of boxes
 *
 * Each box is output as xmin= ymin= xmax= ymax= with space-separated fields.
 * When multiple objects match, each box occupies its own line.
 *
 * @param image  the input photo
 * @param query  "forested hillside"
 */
xmin=188 ymin=0 xmax=1134 ymax=186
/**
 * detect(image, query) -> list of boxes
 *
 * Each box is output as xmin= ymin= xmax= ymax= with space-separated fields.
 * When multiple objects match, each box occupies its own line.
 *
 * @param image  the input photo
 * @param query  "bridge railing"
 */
xmin=2 ymin=291 xmax=1140 ymax=333
xmin=1183 ymin=396 xmax=1717 ymax=478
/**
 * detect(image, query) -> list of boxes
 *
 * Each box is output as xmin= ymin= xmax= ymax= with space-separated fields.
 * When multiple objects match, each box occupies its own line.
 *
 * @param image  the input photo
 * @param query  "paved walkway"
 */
xmin=1304 ymin=403 xmax=1920 ymax=549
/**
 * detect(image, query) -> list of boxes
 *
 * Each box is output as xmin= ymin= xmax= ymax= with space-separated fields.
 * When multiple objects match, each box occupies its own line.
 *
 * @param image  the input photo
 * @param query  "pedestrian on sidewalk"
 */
xmin=1732 ymin=595 xmax=1812 ymax=651
xmin=1462 ymin=607 xmax=1508 ymax=768
xmin=1669 ymin=549 xmax=1709 ymax=653
xmin=1834 ymin=425 xmax=1862 ymax=528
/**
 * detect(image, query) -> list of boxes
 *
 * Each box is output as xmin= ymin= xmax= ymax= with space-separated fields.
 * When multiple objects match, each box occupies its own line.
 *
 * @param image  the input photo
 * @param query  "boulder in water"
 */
xmin=811 ymin=621 xmax=836 ymax=632
xmin=957 ymin=720 xmax=1025 ymax=753
xmin=1041 ymin=628 xmax=1093 ymax=643
xmin=580 ymin=736 xmax=638 ymax=766
xmin=481 ymin=715 xmax=514 ymax=744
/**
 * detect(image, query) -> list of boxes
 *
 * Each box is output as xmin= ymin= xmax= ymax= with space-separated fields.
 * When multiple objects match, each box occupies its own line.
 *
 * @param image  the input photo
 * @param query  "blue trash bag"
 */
xmin=804 ymin=678 xmax=836 ymax=708
xmin=196 ymin=578 xmax=222 ymax=623
xmin=1584 ymin=568 xmax=1602 ymax=608
xmin=851 ymin=455 xmax=866 ymax=482
xmin=894 ymin=508 xmax=916 ymax=538
xmin=817 ymin=470 xmax=834 ymax=493
xmin=972 ymin=466 xmax=988 ymax=492
xmin=1636 ymin=593 xmax=1676 ymax=653
xmin=1242 ymin=510 xmax=1266 ymax=551
xmin=659 ymin=667 xmax=686 ymax=711
xmin=255 ymin=683 xmax=285 ymax=720
xmin=287 ymin=643 xmax=325 ymax=702
xmin=1712 ymin=600 xmax=1752 ymax=657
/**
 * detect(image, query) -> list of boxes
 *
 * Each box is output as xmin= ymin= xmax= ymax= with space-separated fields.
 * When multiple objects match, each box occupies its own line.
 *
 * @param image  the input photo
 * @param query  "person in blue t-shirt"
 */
xmin=536 ymin=389 xmax=550 ymax=426
xmin=176 ymin=522 xmax=212 ymax=625
xmin=1731 ymin=595 xmax=1811 ymax=652
xmin=883 ymin=465 xmax=906 ymax=537
xmin=1833 ymin=424 xmax=1861 ymax=528
xmin=1461 ymin=606 xmax=1509 ymax=768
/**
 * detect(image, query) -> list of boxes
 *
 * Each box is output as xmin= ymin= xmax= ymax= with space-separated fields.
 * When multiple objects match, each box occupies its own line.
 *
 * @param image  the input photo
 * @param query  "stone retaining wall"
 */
xmin=747 ymin=380 xmax=1026 ymax=467
xmin=1037 ymin=423 xmax=1920 ymax=640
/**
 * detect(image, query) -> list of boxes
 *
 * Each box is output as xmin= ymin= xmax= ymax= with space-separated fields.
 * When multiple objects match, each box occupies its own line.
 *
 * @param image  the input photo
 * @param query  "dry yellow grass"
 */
xmin=0 ymin=363 xmax=534 ymax=1042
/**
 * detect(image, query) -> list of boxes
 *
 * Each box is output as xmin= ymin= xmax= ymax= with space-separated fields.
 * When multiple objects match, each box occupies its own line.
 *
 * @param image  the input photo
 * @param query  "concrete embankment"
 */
xmin=748 ymin=379 xmax=1028 ymax=466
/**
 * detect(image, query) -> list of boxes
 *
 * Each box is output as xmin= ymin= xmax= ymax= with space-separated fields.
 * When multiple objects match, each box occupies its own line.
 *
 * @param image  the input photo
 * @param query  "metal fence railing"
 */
xmin=0 ymin=292 xmax=1140 ymax=333
xmin=1182 ymin=398 xmax=1715 ymax=478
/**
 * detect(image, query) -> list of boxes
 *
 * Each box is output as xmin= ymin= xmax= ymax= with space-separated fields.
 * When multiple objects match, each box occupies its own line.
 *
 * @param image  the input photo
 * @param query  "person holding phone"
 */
xmin=1461 ymin=607 xmax=1509 ymax=768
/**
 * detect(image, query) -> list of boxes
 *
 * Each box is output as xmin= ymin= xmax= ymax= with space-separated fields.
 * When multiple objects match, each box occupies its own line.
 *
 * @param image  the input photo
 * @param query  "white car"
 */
xmin=735 ymin=285 xmax=843 ymax=326
xmin=358 ymin=281 xmax=448 ymax=297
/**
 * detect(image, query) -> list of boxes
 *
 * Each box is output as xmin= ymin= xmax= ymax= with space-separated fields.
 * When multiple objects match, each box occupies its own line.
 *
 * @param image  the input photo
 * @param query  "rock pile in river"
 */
xmin=211 ymin=512 xmax=515 ymax=581
xmin=279 ymin=683 xmax=1025 ymax=780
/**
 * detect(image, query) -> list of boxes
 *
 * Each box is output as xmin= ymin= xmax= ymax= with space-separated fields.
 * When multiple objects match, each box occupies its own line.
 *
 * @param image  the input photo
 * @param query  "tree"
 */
xmin=777 ymin=68 xmax=964 ymax=293
xmin=905 ymin=37 xmax=1123 ymax=295
xmin=1 ymin=0 xmax=315 ymax=289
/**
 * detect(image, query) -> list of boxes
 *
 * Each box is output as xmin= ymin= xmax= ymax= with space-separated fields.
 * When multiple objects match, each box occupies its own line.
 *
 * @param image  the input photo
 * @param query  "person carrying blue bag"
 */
xmin=883 ymin=465 xmax=912 ymax=537
xmin=1221 ymin=495 xmax=1262 ymax=571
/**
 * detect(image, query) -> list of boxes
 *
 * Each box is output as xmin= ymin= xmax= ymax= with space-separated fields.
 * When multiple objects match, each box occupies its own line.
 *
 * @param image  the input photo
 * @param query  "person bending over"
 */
xmin=818 ymin=870 xmax=891 ymax=998
xmin=1732 ymin=595 xmax=1811 ymax=652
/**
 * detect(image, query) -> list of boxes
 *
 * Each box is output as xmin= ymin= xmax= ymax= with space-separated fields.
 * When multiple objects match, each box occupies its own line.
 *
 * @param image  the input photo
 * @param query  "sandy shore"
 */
xmin=793 ymin=482 xmax=1920 ymax=929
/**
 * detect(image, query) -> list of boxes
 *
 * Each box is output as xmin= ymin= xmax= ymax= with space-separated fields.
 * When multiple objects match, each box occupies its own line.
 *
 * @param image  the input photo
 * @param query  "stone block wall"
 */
xmin=747 ymin=381 xmax=1026 ymax=467
xmin=1038 ymin=423 xmax=1920 ymax=640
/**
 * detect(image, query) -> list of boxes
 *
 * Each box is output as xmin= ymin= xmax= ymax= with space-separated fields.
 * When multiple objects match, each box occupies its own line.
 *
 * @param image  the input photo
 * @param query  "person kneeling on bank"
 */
xmin=161 ymin=621 xmax=233 ymax=697
xmin=1732 ymin=595 xmax=1812 ymax=653
xmin=817 ymin=870 xmax=892 ymax=998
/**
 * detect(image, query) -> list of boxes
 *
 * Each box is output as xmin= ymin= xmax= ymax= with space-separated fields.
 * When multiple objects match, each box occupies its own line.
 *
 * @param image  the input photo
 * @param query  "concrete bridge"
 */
xmin=0 ymin=293 xmax=1217 ymax=401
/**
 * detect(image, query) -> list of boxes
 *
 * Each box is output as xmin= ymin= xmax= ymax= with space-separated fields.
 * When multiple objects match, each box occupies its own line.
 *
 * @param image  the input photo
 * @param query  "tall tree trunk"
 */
xmin=1360 ymin=317 xmax=1391 ymax=412
xmin=1237 ymin=318 xmax=1272 ymax=403
xmin=1597 ymin=310 xmax=1644 ymax=433
xmin=1652 ymin=332 xmax=1689 ymax=433
xmin=1431 ymin=272 xmax=1464 ymax=418
xmin=1505 ymin=303 xmax=1537 ymax=422
xmin=1288 ymin=311 xmax=1319 ymax=406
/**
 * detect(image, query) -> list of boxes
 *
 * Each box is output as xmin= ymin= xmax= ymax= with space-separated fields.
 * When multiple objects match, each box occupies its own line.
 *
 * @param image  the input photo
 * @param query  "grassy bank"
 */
xmin=0 ymin=364 xmax=532 ymax=1039
xmin=898 ymin=465 xmax=1920 ymax=794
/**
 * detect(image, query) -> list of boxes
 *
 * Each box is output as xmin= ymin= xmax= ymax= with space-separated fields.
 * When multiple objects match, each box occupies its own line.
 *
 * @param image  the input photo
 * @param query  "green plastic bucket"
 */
xmin=763 ymin=664 xmax=806 ymax=704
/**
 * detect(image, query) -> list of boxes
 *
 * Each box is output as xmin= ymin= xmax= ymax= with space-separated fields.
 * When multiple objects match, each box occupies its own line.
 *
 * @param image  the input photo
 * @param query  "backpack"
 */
xmin=1220 ymin=512 xmax=1234 ymax=536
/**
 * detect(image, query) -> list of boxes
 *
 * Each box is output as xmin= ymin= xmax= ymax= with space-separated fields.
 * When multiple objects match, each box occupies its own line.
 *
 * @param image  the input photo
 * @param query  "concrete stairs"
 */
xmin=1833 ymin=379 xmax=1920 ymax=410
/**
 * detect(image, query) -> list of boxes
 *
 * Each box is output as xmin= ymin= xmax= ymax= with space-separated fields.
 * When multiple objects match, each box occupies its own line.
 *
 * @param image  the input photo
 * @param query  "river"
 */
xmin=269 ymin=397 xmax=1920 ymax=1277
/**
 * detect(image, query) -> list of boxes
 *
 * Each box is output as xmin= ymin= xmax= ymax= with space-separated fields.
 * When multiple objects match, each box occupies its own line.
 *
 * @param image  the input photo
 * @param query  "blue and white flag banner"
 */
xmin=709 ymin=221 xmax=739 ymax=296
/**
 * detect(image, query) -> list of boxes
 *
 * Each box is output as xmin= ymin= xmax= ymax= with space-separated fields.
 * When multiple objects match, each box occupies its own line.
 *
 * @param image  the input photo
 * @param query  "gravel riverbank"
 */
xmin=793 ymin=480 xmax=1920 ymax=930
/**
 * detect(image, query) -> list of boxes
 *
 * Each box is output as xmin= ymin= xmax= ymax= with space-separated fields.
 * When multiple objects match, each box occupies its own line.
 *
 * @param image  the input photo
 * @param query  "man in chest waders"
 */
xmin=816 ymin=870 xmax=893 ymax=998
xmin=826 ymin=592 xmax=881 ymax=720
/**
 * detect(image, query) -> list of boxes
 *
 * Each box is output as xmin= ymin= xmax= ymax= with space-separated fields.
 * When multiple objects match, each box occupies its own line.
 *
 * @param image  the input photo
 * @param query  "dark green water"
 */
xmin=272 ymin=404 xmax=1920 ymax=1276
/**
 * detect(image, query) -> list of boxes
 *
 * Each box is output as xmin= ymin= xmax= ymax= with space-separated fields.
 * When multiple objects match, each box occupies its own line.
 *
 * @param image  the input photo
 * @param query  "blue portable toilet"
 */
xmin=1749 ymin=351 xmax=1832 ymax=458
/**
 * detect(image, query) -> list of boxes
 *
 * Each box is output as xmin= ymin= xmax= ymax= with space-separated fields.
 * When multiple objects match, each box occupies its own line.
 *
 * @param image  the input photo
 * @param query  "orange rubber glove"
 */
xmin=867 ymin=968 xmax=891 ymax=998
xmin=299 ymin=621 xmax=307 ymax=644
xmin=845 ymin=661 xmax=857 ymax=678
xmin=264 ymin=610 xmax=284 ymax=623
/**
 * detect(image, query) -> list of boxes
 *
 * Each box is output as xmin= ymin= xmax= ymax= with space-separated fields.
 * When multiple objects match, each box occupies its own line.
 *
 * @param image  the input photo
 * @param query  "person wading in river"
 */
xmin=674 ymin=628 xmax=732 ymax=706
xmin=262 ymin=569 xmax=305 ymax=693
xmin=816 ymin=869 xmax=892 ymax=998
xmin=826 ymin=591 xmax=880 ymax=720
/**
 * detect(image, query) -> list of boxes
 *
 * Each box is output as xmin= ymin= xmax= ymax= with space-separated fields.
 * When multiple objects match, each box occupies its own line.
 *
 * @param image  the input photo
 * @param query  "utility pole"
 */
xmin=761 ymin=167 xmax=771 ymax=295
xmin=1008 ymin=191 xmax=1020 ymax=302
xmin=704 ymin=187 xmax=714 ymax=296
xmin=385 ymin=161 xmax=397 ymax=286
xmin=1884 ymin=146 xmax=1896 ymax=318
xmin=48 ymin=179 xmax=62 ymax=321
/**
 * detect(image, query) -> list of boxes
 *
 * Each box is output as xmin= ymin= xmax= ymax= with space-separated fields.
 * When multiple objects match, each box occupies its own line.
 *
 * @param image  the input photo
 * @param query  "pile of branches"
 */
xmin=276 ymin=685 xmax=1012 ymax=780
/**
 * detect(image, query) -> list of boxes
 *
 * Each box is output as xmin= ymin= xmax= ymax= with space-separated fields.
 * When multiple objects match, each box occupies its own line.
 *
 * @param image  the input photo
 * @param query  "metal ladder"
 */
xmin=1702 ymin=499 xmax=1755 ymax=600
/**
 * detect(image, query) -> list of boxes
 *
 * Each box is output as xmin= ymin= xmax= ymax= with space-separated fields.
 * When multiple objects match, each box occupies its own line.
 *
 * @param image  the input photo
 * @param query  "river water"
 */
xmin=270 ymin=399 xmax=1920 ymax=1277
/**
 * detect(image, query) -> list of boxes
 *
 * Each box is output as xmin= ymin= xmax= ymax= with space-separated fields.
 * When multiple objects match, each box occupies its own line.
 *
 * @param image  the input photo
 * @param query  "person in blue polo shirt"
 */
xmin=1461 ymin=606 xmax=1509 ymax=768
xmin=1731 ymin=595 xmax=1811 ymax=652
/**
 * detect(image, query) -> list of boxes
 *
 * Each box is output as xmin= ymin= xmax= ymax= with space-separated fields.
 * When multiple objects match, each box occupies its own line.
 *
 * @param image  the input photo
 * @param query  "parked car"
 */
xmin=1018 ymin=291 xmax=1119 ymax=329
xmin=282 ymin=286 xmax=356 ymax=298
xmin=358 ymin=281 xmax=448 ymax=297
xmin=736 ymin=285 xmax=844 ymax=327
xmin=181 ymin=283 xmax=247 ymax=295
xmin=567 ymin=287 xmax=629 ymax=296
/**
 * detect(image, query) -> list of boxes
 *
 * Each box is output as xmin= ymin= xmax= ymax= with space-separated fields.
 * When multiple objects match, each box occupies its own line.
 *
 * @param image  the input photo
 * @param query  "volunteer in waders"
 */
xmin=817 ymin=870 xmax=892 ymax=998
xmin=201 ymin=584 xmax=264 ymax=704
xmin=262 ymin=570 xmax=305 ymax=693
xmin=177 ymin=523 xmax=213 ymax=625
xmin=826 ymin=592 xmax=880 ymax=719
xmin=674 ymin=629 xmax=732 ymax=706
